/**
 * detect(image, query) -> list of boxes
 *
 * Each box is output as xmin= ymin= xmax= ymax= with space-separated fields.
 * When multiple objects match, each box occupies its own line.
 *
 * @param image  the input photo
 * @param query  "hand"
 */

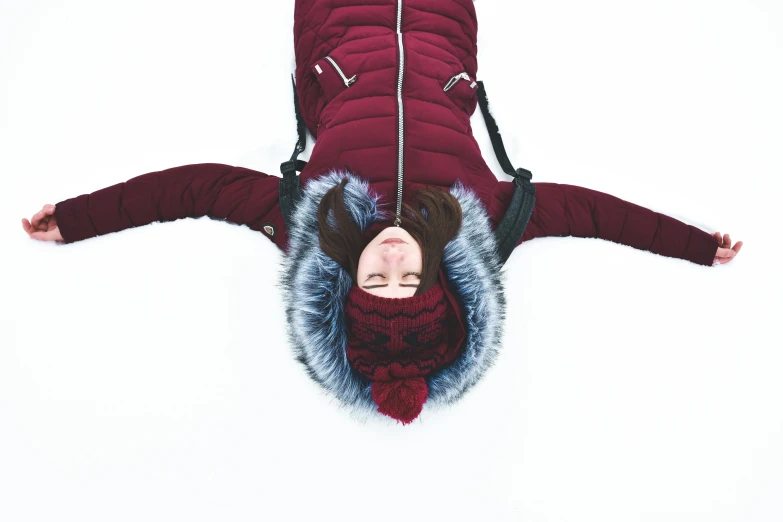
xmin=712 ymin=232 xmax=742 ymax=265
xmin=22 ymin=204 xmax=64 ymax=242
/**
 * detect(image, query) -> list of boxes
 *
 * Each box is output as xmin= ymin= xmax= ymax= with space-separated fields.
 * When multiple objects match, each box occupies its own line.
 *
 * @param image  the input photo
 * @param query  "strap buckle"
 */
xmin=280 ymin=160 xmax=298 ymax=177
xmin=514 ymin=167 xmax=533 ymax=181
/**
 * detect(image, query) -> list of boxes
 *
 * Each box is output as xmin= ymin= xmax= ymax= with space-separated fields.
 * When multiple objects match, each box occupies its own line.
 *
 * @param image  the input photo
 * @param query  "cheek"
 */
xmin=411 ymin=244 xmax=423 ymax=268
xmin=356 ymin=246 xmax=376 ymax=280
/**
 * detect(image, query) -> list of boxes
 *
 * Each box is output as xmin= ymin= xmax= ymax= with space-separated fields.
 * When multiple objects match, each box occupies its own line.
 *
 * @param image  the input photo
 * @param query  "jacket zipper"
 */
xmin=325 ymin=56 xmax=357 ymax=87
xmin=394 ymin=0 xmax=405 ymax=226
xmin=443 ymin=72 xmax=476 ymax=92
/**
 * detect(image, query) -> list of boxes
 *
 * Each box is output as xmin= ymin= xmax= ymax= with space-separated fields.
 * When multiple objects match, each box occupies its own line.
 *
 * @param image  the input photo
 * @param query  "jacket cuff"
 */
xmin=684 ymin=226 xmax=720 ymax=266
xmin=54 ymin=195 xmax=97 ymax=244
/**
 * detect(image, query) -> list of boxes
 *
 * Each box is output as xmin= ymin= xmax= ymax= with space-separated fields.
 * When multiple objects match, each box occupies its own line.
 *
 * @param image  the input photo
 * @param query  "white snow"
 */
xmin=2 ymin=1 xmax=781 ymax=521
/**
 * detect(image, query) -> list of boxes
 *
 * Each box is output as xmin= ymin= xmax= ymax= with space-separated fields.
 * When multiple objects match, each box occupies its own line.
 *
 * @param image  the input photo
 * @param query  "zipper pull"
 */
xmin=443 ymin=72 xmax=471 ymax=92
xmin=325 ymin=56 xmax=357 ymax=87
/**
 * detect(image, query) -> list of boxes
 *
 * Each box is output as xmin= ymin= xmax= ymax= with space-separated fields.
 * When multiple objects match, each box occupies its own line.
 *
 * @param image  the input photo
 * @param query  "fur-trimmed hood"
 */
xmin=279 ymin=171 xmax=506 ymax=424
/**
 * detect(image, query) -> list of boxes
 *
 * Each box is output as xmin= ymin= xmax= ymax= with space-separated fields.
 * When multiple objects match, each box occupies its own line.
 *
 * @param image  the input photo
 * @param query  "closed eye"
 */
xmin=361 ymin=271 xmax=421 ymax=289
xmin=365 ymin=272 xmax=420 ymax=281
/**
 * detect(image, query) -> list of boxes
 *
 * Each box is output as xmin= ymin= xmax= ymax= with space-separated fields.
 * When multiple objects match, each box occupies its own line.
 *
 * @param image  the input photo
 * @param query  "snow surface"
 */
xmin=2 ymin=1 xmax=781 ymax=521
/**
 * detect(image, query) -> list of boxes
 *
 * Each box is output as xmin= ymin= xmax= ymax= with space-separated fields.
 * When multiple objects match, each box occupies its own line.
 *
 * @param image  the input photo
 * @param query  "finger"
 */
xmin=33 ymin=215 xmax=51 ymax=230
xmin=733 ymin=241 xmax=743 ymax=253
xmin=23 ymin=216 xmax=48 ymax=234
xmin=31 ymin=205 xmax=55 ymax=226
xmin=31 ymin=209 xmax=48 ymax=228
xmin=712 ymin=232 xmax=723 ymax=246
xmin=724 ymin=233 xmax=731 ymax=247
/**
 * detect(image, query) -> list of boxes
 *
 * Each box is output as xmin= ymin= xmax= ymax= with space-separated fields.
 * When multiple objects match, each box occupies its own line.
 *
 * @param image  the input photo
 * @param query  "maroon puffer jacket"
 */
xmin=53 ymin=0 xmax=719 ymax=267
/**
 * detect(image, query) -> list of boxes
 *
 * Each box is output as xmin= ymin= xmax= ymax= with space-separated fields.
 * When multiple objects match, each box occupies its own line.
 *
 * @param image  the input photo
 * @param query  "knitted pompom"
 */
xmin=371 ymin=378 xmax=429 ymax=425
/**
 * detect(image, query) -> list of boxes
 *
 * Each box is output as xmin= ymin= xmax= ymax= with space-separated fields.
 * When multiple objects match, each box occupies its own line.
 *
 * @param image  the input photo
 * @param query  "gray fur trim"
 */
xmin=278 ymin=170 xmax=506 ymax=421
xmin=427 ymin=181 xmax=506 ymax=406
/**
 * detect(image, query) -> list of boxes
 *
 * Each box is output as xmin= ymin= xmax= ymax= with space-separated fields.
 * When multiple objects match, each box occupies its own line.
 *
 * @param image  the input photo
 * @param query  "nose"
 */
xmin=382 ymin=246 xmax=405 ymax=265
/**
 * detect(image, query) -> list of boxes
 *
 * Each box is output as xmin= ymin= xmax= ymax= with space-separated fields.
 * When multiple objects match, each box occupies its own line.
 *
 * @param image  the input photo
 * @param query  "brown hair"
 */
xmin=317 ymin=179 xmax=462 ymax=295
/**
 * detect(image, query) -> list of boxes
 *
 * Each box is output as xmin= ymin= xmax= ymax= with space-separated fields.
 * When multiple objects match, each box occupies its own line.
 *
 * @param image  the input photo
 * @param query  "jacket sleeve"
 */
xmin=53 ymin=163 xmax=287 ymax=250
xmin=490 ymin=181 xmax=720 ymax=267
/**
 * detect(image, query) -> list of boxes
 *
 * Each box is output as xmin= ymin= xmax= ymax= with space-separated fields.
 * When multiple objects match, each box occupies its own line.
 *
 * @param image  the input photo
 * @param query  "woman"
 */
xmin=21 ymin=0 xmax=742 ymax=425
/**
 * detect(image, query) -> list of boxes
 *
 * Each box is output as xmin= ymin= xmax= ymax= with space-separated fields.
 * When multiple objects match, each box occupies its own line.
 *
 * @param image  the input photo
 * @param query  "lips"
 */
xmin=380 ymin=238 xmax=406 ymax=245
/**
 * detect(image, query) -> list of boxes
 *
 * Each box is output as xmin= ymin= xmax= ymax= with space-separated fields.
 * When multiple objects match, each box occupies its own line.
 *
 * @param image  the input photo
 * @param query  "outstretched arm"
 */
xmin=491 ymin=181 xmax=742 ymax=266
xmin=23 ymin=163 xmax=287 ymax=250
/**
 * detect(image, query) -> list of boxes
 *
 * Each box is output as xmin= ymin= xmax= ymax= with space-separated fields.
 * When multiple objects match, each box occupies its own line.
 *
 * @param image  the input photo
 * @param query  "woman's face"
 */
xmin=356 ymin=226 xmax=423 ymax=298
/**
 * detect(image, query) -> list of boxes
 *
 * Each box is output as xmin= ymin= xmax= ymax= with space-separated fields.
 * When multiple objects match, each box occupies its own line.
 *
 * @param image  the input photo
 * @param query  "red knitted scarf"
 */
xmin=345 ymin=269 xmax=465 ymax=424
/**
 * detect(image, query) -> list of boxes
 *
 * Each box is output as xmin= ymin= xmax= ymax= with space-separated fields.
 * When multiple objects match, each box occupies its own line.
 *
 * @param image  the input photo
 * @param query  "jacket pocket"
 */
xmin=312 ymin=55 xmax=358 ymax=103
xmin=443 ymin=71 xmax=478 ymax=113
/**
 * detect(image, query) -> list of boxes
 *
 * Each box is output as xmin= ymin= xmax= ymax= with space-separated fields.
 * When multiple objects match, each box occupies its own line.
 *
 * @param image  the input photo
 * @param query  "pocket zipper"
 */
xmin=444 ymin=72 xmax=477 ymax=92
xmin=325 ymin=56 xmax=357 ymax=87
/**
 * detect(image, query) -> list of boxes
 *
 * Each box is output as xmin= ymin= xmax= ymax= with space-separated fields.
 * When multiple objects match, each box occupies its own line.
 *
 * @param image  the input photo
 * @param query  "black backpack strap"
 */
xmin=279 ymin=74 xmax=307 ymax=231
xmin=476 ymin=80 xmax=537 ymax=265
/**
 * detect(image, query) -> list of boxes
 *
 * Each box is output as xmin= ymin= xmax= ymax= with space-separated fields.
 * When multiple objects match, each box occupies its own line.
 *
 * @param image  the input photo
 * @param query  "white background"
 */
xmin=2 ymin=1 xmax=781 ymax=521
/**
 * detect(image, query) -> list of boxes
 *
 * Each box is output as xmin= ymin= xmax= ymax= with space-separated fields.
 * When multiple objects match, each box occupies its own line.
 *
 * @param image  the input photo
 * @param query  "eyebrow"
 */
xmin=362 ymin=283 xmax=420 ymax=289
